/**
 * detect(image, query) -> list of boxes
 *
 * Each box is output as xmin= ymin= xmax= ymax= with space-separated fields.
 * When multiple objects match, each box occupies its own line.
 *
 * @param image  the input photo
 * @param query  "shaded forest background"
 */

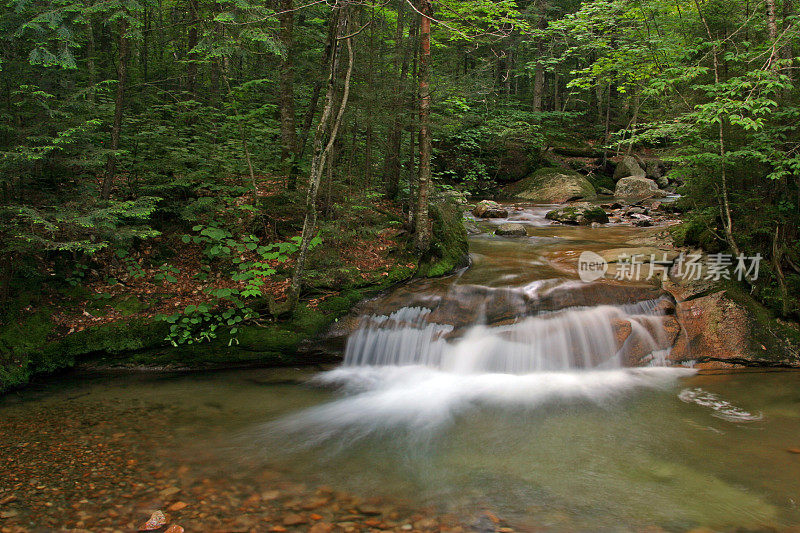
xmin=1 ymin=0 xmax=799 ymax=382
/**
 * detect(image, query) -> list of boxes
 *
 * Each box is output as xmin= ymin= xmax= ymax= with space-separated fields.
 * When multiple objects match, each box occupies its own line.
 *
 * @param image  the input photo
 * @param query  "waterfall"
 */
xmin=343 ymin=297 xmax=674 ymax=374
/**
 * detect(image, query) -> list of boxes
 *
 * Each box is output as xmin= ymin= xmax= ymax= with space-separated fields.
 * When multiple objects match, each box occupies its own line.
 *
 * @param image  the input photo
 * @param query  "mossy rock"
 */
xmin=669 ymin=220 xmax=724 ymax=252
xmin=587 ymin=173 xmax=616 ymax=193
xmin=418 ymin=201 xmax=469 ymax=277
xmin=503 ymin=167 xmax=597 ymax=203
xmin=545 ymin=204 xmax=609 ymax=225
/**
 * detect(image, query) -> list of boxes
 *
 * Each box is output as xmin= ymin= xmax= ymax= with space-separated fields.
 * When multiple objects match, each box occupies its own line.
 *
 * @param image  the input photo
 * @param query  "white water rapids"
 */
xmin=342 ymin=299 xmax=672 ymax=372
xmin=271 ymin=290 xmax=692 ymax=443
xmin=266 ymin=206 xmax=701 ymax=444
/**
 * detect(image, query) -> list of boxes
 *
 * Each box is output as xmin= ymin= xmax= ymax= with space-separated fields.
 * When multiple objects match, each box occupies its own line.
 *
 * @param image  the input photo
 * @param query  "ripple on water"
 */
xmin=678 ymin=387 xmax=765 ymax=422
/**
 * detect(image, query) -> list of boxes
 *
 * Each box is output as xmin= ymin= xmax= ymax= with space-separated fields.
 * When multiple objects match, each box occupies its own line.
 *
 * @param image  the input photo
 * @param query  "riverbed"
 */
xmin=2 ymin=204 xmax=800 ymax=532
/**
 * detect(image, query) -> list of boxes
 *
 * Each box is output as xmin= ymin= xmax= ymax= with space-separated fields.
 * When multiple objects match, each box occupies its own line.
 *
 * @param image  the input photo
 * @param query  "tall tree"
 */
xmin=290 ymin=4 xmax=354 ymax=308
xmin=101 ymin=18 xmax=129 ymax=201
xmin=413 ymin=0 xmax=432 ymax=252
xmin=278 ymin=0 xmax=300 ymax=188
xmin=383 ymin=1 xmax=407 ymax=199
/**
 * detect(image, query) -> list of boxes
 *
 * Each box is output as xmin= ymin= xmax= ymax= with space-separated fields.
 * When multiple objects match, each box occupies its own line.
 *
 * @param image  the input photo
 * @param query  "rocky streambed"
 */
xmin=3 ymin=200 xmax=800 ymax=533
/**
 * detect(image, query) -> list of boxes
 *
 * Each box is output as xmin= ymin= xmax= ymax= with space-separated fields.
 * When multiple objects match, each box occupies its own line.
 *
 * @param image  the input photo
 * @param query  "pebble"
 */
xmin=167 ymin=501 xmax=187 ymax=511
xmin=138 ymin=510 xmax=166 ymax=531
xmin=357 ymin=504 xmax=382 ymax=515
xmin=282 ymin=513 xmax=307 ymax=526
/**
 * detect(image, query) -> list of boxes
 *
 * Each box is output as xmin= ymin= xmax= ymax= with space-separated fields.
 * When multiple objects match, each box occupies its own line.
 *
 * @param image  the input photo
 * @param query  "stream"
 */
xmin=2 ymin=203 xmax=800 ymax=532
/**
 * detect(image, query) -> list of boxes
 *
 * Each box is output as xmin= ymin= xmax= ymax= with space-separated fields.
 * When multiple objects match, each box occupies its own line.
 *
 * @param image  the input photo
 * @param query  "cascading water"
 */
xmin=343 ymin=297 xmax=673 ymax=373
xmin=268 ymin=205 xmax=692 ymax=443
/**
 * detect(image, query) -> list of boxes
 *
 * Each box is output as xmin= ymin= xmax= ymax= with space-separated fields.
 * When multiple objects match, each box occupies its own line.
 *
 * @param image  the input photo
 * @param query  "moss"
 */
xmin=587 ymin=173 xmax=615 ymax=192
xmin=109 ymin=296 xmax=150 ymax=316
xmin=722 ymin=281 xmax=800 ymax=362
xmin=503 ymin=167 xmax=597 ymax=202
xmin=418 ymin=201 xmax=469 ymax=277
xmin=0 ymin=200 xmax=466 ymax=390
xmin=669 ymin=219 xmax=724 ymax=252
xmin=545 ymin=206 xmax=608 ymax=225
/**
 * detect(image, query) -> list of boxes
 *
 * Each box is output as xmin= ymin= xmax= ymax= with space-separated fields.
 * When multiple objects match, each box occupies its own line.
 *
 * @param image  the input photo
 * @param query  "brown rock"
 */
xmin=159 ymin=487 xmax=181 ymax=498
xmin=308 ymin=524 xmax=333 ymax=533
xmin=282 ymin=513 xmax=307 ymax=526
xmin=472 ymin=200 xmax=508 ymax=219
xmin=668 ymin=291 xmax=762 ymax=367
xmin=357 ymin=504 xmax=382 ymax=516
xmin=301 ymin=498 xmax=328 ymax=510
xmin=164 ymin=526 xmax=184 ymax=533
xmin=167 ymin=502 xmax=187 ymax=512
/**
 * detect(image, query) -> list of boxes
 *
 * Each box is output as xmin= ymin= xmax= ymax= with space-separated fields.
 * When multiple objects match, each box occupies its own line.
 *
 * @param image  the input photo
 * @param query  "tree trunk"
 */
xmin=533 ymin=61 xmax=544 ymax=111
xmin=694 ymin=0 xmax=741 ymax=257
xmin=186 ymin=0 xmax=199 ymax=97
xmin=533 ymin=16 xmax=546 ymax=111
xmin=101 ymin=19 xmax=129 ymax=201
xmin=595 ymin=83 xmax=604 ymax=123
xmin=383 ymin=2 xmax=406 ymax=199
xmin=296 ymin=8 xmax=341 ymax=164
xmin=766 ymin=0 xmax=779 ymax=66
xmin=414 ymin=0 xmax=432 ymax=252
xmin=87 ymin=18 xmax=96 ymax=105
xmin=766 ymin=0 xmax=778 ymax=40
xmin=279 ymin=0 xmax=300 ymax=188
xmin=289 ymin=6 xmax=353 ymax=309
xmin=552 ymin=72 xmax=560 ymax=111
xmin=772 ymin=225 xmax=789 ymax=316
xmin=782 ymin=0 xmax=794 ymax=79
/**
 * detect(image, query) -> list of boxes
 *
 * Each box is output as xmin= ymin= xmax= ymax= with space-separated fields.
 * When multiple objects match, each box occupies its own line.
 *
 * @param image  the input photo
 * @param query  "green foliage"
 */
xmin=158 ymin=229 xmax=320 ymax=346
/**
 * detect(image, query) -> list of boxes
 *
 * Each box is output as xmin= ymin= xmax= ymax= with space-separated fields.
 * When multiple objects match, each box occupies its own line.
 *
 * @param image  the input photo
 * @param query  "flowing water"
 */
xmin=3 ymin=204 xmax=800 ymax=532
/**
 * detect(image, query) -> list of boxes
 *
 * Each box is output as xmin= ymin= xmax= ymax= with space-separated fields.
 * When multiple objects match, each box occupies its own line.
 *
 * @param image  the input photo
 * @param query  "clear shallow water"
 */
xmin=4 ymin=204 xmax=800 ymax=531
xmin=5 ymin=367 xmax=800 ymax=531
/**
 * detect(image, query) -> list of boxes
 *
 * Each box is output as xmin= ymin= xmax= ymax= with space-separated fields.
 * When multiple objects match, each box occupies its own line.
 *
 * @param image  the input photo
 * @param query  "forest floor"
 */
xmin=41 ymin=177 xmax=410 ymax=337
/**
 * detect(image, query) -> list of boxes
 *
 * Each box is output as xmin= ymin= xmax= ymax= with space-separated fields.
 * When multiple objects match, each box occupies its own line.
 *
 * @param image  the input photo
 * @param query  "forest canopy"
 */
xmin=1 ymin=0 xmax=799 ymax=381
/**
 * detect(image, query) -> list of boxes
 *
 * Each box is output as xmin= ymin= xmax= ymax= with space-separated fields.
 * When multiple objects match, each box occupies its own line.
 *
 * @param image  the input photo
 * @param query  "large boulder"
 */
xmin=472 ymin=200 xmax=508 ymax=218
xmin=667 ymin=289 xmax=800 ymax=369
xmin=495 ymin=223 xmax=527 ymax=236
xmin=613 ymin=156 xmax=646 ymax=181
xmin=645 ymin=159 xmax=666 ymax=181
xmin=503 ymin=167 xmax=596 ymax=203
xmin=545 ymin=203 xmax=609 ymax=225
xmin=615 ymin=176 xmax=667 ymax=201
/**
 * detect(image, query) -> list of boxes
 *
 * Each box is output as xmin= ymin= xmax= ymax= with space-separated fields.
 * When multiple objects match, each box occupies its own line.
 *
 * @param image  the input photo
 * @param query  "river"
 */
xmin=2 ymin=204 xmax=800 ymax=532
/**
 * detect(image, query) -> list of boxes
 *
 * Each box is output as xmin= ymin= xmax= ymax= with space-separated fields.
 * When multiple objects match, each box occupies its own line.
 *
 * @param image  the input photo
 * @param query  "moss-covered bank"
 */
xmin=0 ymin=200 xmax=468 ymax=392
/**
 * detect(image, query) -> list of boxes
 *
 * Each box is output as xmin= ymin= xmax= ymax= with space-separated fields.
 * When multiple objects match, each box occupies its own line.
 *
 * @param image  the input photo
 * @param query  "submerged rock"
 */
xmin=495 ymin=223 xmax=527 ymax=236
xmin=472 ymin=200 xmax=508 ymax=218
xmin=503 ymin=167 xmax=596 ymax=203
xmin=139 ymin=511 xmax=167 ymax=531
xmin=545 ymin=204 xmax=609 ymax=225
